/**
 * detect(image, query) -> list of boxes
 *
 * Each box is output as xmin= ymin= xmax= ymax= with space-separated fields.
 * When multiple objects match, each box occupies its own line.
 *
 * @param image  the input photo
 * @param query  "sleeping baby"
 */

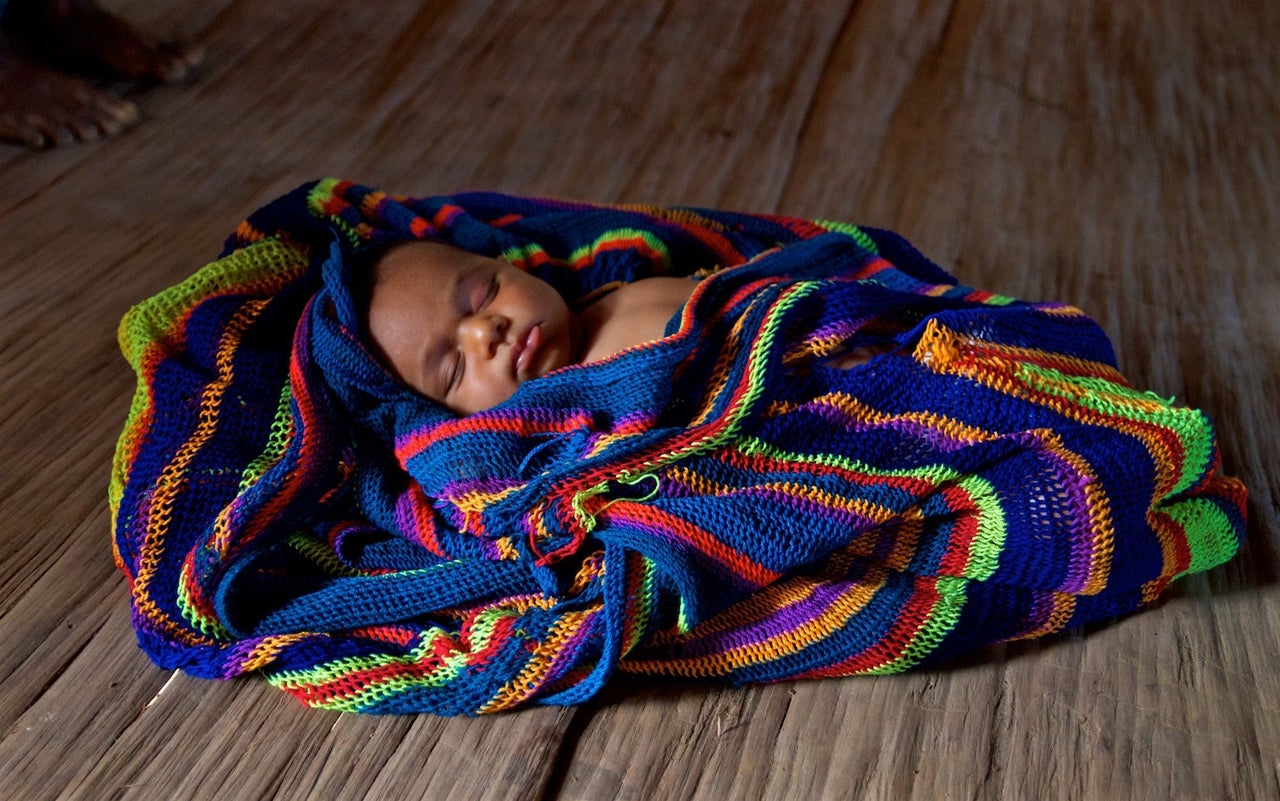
xmin=111 ymin=179 xmax=1246 ymax=715
xmin=363 ymin=240 xmax=881 ymax=415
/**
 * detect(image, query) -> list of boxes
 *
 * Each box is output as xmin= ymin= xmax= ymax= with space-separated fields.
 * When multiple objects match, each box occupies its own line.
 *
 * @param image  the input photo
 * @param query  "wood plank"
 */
xmin=56 ymin=663 xmax=574 ymax=801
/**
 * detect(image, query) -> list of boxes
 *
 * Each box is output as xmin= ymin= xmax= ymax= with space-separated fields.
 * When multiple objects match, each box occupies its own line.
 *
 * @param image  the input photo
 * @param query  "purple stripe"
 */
xmin=1011 ymin=431 xmax=1096 ymax=594
xmin=681 ymin=579 xmax=857 ymax=655
xmin=541 ymin=611 xmax=598 ymax=681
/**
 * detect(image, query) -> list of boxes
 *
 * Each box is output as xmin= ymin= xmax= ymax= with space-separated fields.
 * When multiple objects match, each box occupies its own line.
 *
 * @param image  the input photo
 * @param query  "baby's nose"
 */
xmin=458 ymin=314 xmax=508 ymax=356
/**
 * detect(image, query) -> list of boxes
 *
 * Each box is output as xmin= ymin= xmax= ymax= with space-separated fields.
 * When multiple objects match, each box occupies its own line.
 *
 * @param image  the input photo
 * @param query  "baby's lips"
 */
xmin=515 ymin=324 xmax=543 ymax=378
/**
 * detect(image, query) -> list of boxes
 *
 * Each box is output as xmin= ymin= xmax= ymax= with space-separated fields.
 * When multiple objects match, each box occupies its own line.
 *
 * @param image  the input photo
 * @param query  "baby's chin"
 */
xmin=528 ymin=350 xmax=572 ymax=384
xmin=535 ymin=322 xmax=581 ymax=377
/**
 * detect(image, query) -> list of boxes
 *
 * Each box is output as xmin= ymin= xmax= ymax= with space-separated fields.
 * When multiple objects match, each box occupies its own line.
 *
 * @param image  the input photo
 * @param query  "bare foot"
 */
xmin=0 ymin=37 xmax=138 ymax=148
xmin=4 ymin=0 xmax=203 ymax=83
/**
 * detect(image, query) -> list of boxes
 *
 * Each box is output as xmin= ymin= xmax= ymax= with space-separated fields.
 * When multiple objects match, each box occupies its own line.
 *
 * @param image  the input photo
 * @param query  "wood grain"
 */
xmin=0 ymin=1 xmax=1276 ymax=799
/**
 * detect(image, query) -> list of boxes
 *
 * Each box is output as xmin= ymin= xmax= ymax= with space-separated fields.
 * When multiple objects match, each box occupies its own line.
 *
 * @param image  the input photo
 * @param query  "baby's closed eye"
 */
xmin=445 ymin=352 xmax=463 ymax=392
xmin=468 ymin=272 xmax=498 ymax=312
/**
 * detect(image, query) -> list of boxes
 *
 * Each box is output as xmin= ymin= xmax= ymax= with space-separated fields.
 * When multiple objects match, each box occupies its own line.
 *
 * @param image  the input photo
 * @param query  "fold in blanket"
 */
xmin=110 ymin=178 xmax=1246 ymax=714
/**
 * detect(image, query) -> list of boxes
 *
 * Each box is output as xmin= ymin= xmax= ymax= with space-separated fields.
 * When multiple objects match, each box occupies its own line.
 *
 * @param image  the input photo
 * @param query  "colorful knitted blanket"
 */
xmin=111 ymin=178 xmax=1246 ymax=715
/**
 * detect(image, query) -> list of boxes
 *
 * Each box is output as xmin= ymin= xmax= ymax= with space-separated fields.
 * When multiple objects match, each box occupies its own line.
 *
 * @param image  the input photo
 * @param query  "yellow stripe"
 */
xmin=478 ymin=609 xmax=593 ymax=713
xmin=621 ymin=568 xmax=887 ymax=678
xmin=132 ymin=299 xmax=271 ymax=641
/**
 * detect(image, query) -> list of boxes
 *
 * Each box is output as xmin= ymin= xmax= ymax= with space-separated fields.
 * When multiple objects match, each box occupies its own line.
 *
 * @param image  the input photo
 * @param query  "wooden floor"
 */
xmin=1 ymin=1 xmax=1277 ymax=798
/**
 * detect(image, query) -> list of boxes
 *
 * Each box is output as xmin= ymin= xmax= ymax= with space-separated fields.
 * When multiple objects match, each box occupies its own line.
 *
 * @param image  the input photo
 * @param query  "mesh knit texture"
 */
xmin=110 ymin=178 xmax=1247 ymax=715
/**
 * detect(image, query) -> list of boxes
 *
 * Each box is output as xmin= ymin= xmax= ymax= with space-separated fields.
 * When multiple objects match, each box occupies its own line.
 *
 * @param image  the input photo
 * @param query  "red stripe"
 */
xmin=396 ymin=409 xmax=595 ymax=462
xmin=609 ymin=504 xmax=780 ymax=588
xmin=287 ymin=614 xmax=519 ymax=707
xmin=936 ymin=485 xmax=980 ymax=577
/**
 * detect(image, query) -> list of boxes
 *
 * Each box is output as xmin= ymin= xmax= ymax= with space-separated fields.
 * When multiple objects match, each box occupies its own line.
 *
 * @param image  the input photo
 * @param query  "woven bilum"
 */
xmin=111 ymin=178 xmax=1246 ymax=714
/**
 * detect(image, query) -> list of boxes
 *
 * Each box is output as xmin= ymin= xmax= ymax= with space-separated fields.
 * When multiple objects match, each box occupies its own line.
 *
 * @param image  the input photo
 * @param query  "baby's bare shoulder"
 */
xmin=609 ymin=276 xmax=697 ymax=307
xmin=577 ymin=277 xmax=696 ymax=364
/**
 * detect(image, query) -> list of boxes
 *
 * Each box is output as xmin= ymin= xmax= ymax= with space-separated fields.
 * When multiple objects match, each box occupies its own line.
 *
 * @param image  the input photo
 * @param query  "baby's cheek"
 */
xmin=475 ymin=376 xmax=522 ymax=413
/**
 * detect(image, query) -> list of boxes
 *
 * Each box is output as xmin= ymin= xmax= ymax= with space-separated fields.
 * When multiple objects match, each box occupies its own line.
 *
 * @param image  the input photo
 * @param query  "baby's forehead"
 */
xmin=373 ymin=240 xmax=476 ymax=280
xmin=360 ymin=241 xmax=468 ymax=334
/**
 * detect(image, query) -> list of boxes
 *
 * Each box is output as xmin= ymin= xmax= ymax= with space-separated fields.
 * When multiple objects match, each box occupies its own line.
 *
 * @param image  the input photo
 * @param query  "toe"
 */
xmin=85 ymin=100 xmax=135 ymax=138
xmin=26 ymin=112 xmax=74 ymax=147
xmin=90 ymin=109 xmax=124 ymax=138
xmin=0 ymin=113 xmax=49 ymax=149
xmin=156 ymin=41 xmax=204 ymax=83
xmin=87 ymin=92 xmax=140 ymax=126
xmin=66 ymin=109 xmax=107 ymax=142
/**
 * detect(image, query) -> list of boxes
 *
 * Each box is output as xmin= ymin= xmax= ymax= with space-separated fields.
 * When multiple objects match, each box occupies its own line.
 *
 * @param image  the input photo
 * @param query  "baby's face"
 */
xmin=364 ymin=241 xmax=580 ymax=415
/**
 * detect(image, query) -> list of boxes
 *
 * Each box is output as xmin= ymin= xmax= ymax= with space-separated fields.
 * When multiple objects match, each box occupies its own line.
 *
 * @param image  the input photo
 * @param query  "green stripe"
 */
xmin=956 ymin=475 xmax=1006 ymax=581
xmin=737 ymin=435 xmax=967 ymax=484
xmin=816 ymin=220 xmax=879 ymax=253
xmin=1164 ymin=499 xmax=1242 ymax=577
xmin=266 ymin=607 xmax=516 ymax=711
xmin=240 ymin=383 xmax=295 ymax=489
xmin=566 ymin=228 xmax=673 ymax=273
xmin=1015 ymin=363 xmax=1215 ymax=496
xmin=177 ymin=569 xmax=230 ymax=638
xmin=865 ymin=576 xmax=968 ymax=674
xmin=110 ymin=238 xmax=307 ymax=514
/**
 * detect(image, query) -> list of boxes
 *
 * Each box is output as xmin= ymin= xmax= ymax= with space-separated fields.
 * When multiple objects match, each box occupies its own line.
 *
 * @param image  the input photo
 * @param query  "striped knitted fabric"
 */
xmin=111 ymin=178 xmax=1246 ymax=715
